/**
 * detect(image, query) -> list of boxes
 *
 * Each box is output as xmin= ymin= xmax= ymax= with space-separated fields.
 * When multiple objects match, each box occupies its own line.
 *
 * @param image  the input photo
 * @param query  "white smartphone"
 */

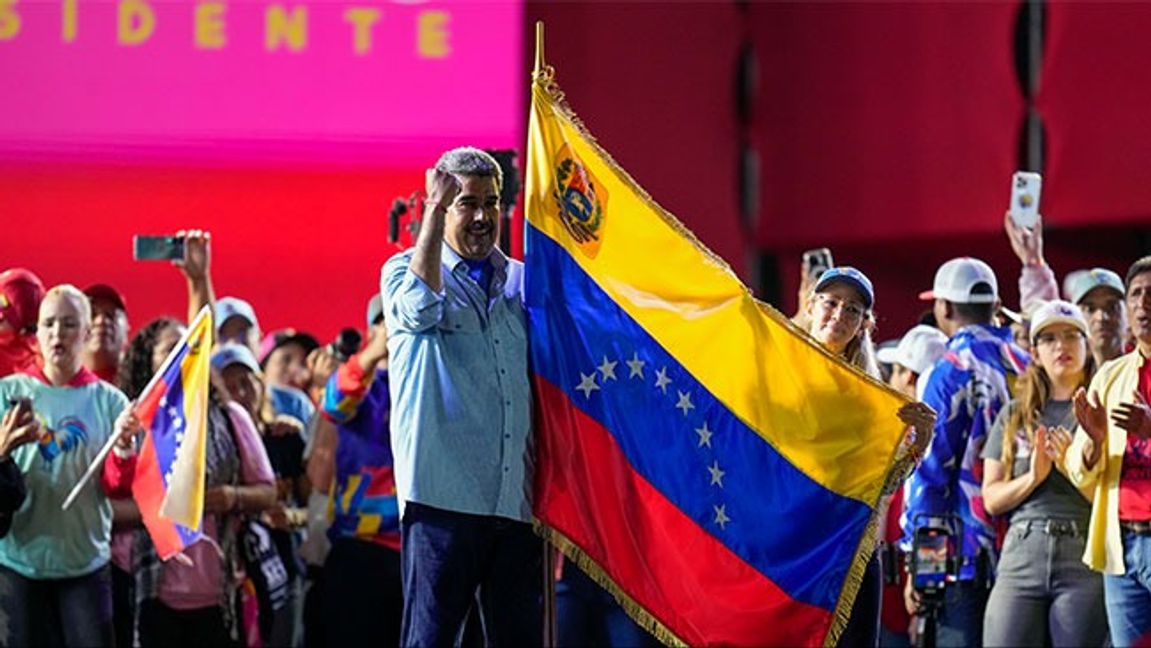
xmin=1009 ymin=171 xmax=1042 ymax=229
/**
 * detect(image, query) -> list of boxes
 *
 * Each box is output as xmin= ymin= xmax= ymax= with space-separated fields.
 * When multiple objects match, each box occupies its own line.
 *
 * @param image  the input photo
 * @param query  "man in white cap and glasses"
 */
xmin=900 ymin=257 xmax=1030 ymax=646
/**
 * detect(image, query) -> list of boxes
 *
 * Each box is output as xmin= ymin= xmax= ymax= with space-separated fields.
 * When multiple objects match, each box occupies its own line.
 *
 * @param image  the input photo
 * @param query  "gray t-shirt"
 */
xmin=981 ymin=399 xmax=1091 ymax=524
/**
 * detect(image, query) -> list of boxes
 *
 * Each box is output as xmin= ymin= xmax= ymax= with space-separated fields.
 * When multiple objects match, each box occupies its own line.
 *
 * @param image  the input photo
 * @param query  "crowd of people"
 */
xmin=0 ymin=145 xmax=1145 ymax=648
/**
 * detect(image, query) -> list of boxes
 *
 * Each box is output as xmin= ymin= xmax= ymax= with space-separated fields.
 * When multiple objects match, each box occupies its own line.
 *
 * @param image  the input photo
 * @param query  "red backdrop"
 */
xmin=4 ymin=2 xmax=1149 ymax=344
xmin=0 ymin=160 xmax=421 ymax=340
xmin=1038 ymin=2 xmax=1151 ymax=226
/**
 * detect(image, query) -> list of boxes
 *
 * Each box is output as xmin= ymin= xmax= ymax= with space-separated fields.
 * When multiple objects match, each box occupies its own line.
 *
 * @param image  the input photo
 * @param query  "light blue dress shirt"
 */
xmin=380 ymin=244 xmax=533 ymax=522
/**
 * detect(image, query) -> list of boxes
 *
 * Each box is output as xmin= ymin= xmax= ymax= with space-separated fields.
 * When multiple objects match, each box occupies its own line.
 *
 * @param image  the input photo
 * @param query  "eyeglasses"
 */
xmin=814 ymin=293 xmax=866 ymax=321
xmin=1034 ymin=329 xmax=1086 ymax=346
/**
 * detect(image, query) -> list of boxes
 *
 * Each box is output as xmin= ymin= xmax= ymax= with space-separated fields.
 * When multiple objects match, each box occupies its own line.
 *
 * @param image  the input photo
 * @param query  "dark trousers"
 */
xmin=556 ymin=563 xmax=655 ymax=648
xmin=323 ymin=537 xmax=403 ymax=647
xmin=137 ymin=598 xmax=232 ymax=648
xmin=839 ymin=551 xmax=882 ymax=648
xmin=303 ymin=566 xmax=325 ymax=648
xmin=111 ymin=565 xmax=133 ymax=648
xmin=0 ymin=563 xmax=114 ymax=648
xmin=400 ymin=503 xmax=542 ymax=648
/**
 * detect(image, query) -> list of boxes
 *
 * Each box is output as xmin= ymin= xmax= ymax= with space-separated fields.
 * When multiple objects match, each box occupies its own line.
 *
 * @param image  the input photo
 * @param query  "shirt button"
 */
xmin=500 ymin=369 xmax=505 ymax=375
xmin=504 ymin=433 xmax=510 ymax=439
xmin=504 ymin=466 xmax=510 ymax=472
xmin=494 ymin=338 xmax=500 ymax=345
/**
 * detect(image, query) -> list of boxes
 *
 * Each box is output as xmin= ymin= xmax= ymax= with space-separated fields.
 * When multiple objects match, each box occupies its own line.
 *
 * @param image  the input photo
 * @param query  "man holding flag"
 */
xmin=381 ymin=147 xmax=540 ymax=647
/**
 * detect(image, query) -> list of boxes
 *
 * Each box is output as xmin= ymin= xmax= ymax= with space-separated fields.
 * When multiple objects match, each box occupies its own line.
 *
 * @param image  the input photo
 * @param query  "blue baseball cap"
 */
xmin=815 ymin=266 xmax=875 ymax=309
xmin=211 ymin=342 xmax=262 ymax=375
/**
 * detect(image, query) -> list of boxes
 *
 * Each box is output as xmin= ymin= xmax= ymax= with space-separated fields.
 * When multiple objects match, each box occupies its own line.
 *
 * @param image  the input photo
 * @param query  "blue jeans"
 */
xmin=400 ymin=503 xmax=542 ymax=648
xmin=1105 ymin=531 xmax=1151 ymax=647
xmin=0 ymin=563 xmax=114 ymax=647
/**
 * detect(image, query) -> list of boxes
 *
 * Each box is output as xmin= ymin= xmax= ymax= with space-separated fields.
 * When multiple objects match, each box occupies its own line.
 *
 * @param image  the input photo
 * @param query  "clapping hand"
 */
xmin=1113 ymin=391 xmax=1151 ymax=441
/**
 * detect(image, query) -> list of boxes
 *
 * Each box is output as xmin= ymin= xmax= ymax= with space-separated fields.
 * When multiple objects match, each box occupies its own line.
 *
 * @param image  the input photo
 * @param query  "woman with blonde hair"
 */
xmin=0 ymin=284 xmax=136 ymax=646
xmin=981 ymin=299 xmax=1107 ymax=646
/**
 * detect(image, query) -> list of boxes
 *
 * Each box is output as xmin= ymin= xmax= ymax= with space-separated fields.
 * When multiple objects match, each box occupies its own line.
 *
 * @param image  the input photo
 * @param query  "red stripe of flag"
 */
xmin=533 ymin=376 xmax=831 ymax=647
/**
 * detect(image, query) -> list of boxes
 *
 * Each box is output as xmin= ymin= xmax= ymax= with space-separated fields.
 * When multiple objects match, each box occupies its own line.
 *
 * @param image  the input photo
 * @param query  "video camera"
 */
xmin=328 ymin=328 xmax=363 ymax=364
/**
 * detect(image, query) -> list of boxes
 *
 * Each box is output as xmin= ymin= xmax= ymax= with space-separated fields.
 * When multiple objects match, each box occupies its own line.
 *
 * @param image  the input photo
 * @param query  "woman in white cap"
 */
xmin=806 ymin=267 xmax=937 ymax=647
xmin=980 ymin=299 xmax=1106 ymax=646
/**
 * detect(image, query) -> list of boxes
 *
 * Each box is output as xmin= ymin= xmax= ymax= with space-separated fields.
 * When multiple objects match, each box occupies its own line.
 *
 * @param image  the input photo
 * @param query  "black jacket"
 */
xmin=0 ymin=458 xmax=27 ymax=538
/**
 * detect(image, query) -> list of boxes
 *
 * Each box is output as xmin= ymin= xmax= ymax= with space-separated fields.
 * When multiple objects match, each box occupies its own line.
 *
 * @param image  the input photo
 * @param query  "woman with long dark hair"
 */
xmin=120 ymin=317 xmax=276 ymax=647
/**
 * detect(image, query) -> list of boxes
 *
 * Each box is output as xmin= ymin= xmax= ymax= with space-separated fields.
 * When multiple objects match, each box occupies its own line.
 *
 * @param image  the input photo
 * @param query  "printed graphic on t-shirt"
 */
xmin=37 ymin=416 xmax=88 ymax=464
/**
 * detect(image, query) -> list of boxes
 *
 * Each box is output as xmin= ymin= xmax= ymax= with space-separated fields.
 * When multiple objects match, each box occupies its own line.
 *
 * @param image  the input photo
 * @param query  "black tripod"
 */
xmin=912 ymin=588 xmax=943 ymax=648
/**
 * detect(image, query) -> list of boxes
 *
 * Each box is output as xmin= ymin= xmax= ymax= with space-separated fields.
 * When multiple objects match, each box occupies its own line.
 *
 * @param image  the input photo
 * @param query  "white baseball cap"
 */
xmin=1029 ymin=299 xmax=1089 ymax=345
xmin=215 ymin=296 xmax=260 ymax=333
xmin=1064 ymin=268 xmax=1124 ymax=305
xmin=877 ymin=325 xmax=949 ymax=375
xmin=919 ymin=257 xmax=999 ymax=304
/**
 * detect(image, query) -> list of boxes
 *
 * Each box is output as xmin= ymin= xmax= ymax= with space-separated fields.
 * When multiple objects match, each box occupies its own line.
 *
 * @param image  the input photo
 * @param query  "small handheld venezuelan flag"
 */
xmin=132 ymin=306 xmax=213 ymax=560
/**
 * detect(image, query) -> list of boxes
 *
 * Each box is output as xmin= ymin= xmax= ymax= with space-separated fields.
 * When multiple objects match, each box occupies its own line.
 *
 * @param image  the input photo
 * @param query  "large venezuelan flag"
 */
xmin=132 ymin=306 xmax=212 ymax=560
xmin=525 ymin=55 xmax=914 ymax=646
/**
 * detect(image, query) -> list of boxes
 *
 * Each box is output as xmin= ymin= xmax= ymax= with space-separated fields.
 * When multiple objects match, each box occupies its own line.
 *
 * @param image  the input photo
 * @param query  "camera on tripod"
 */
xmin=909 ymin=514 xmax=962 ymax=648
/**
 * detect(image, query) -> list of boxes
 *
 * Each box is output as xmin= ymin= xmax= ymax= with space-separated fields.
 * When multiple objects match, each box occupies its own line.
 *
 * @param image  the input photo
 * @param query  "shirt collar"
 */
xmin=24 ymin=364 xmax=101 ymax=387
xmin=441 ymin=244 xmax=508 ymax=275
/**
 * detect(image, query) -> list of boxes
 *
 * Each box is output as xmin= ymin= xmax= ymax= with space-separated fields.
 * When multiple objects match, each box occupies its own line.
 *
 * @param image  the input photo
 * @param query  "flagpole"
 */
xmin=531 ymin=21 xmax=558 ymax=647
xmin=61 ymin=306 xmax=212 ymax=511
xmin=534 ymin=21 xmax=545 ymax=78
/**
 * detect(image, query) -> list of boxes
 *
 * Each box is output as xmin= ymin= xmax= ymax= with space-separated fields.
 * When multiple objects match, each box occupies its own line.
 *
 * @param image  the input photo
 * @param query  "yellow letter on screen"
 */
xmin=266 ymin=4 xmax=306 ymax=52
xmin=62 ymin=0 xmax=76 ymax=42
xmin=417 ymin=10 xmax=450 ymax=59
xmin=118 ymin=0 xmax=155 ymax=46
xmin=0 ymin=0 xmax=21 ymax=40
xmin=343 ymin=7 xmax=379 ymax=56
xmin=195 ymin=2 xmax=225 ymax=49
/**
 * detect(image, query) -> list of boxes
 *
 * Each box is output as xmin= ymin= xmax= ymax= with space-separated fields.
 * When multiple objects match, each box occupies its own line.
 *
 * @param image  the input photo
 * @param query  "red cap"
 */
xmin=83 ymin=283 xmax=128 ymax=313
xmin=0 ymin=268 xmax=46 ymax=334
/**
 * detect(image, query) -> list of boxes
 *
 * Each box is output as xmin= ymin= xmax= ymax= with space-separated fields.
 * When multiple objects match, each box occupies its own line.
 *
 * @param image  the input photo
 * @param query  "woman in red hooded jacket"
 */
xmin=0 ymin=268 xmax=45 ymax=378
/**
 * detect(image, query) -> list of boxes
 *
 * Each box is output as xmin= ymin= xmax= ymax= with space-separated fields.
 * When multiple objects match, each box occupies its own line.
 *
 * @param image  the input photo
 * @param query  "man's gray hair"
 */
xmin=435 ymin=147 xmax=502 ymax=191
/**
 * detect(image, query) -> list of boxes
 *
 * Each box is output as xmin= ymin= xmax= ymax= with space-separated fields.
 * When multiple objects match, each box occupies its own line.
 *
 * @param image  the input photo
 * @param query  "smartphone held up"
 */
xmin=802 ymin=248 xmax=834 ymax=282
xmin=1008 ymin=171 xmax=1042 ymax=230
xmin=133 ymin=235 xmax=185 ymax=262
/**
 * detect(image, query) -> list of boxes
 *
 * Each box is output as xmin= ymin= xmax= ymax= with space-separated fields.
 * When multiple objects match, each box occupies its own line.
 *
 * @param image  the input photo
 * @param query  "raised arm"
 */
xmin=408 ymin=169 xmax=461 ymax=293
xmin=174 ymin=229 xmax=216 ymax=328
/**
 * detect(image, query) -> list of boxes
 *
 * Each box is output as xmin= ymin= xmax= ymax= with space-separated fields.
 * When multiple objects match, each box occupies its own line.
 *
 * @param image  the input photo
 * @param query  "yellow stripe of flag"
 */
xmin=527 ymin=83 xmax=907 ymax=503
